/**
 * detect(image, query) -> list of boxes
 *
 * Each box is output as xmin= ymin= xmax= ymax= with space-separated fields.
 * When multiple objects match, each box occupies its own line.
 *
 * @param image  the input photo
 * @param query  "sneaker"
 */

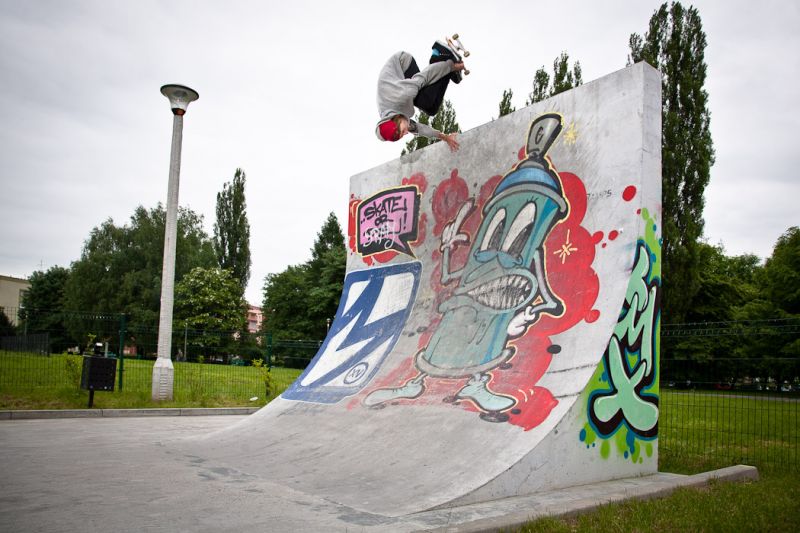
xmin=431 ymin=41 xmax=463 ymax=84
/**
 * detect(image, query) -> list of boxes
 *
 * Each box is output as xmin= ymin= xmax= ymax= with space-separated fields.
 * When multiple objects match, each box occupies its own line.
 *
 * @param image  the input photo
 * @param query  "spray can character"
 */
xmin=365 ymin=113 xmax=568 ymax=422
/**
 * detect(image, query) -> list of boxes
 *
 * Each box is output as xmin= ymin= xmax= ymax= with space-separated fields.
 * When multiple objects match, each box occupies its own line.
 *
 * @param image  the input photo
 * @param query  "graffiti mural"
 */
xmin=282 ymin=261 xmax=422 ymax=403
xmin=580 ymin=205 xmax=661 ymax=462
xmin=349 ymin=175 xmax=429 ymax=266
xmin=360 ymin=113 xmax=601 ymax=429
xmin=357 ymin=185 xmax=421 ymax=258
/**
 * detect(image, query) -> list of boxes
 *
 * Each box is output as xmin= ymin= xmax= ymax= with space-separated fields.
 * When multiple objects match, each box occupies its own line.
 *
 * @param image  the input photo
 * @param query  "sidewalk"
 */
xmin=0 ymin=406 xmax=260 ymax=419
xmin=0 ymin=415 xmax=758 ymax=532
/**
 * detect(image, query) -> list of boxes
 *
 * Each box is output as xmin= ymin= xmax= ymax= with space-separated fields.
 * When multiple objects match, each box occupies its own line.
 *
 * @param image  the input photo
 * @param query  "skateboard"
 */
xmin=446 ymin=34 xmax=470 ymax=76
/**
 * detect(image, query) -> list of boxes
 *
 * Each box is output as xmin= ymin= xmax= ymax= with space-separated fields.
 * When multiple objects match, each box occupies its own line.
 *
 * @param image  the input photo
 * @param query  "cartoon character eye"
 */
xmin=502 ymin=202 xmax=537 ymax=258
xmin=481 ymin=208 xmax=506 ymax=251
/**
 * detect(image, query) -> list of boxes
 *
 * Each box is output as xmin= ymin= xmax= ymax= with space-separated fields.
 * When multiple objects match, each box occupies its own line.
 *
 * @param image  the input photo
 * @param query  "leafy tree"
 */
xmin=526 ymin=52 xmax=583 ymax=105
xmin=498 ymin=89 xmax=515 ymax=117
xmin=402 ymin=99 xmax=461 ymax=154
xmin=629 ymin=2 xmax=714 ymax=323
xmin=732 ymin=229 xmax=800 ymax=383
xmin=306 ymin=214 xmax=347 ymax=339
xmin=19 ymin=266 xmax=71 ymax=351
xmin=0 ymin=309 xmax=15 ymax=337
xmin=214 ymin=168 xmax=251 ymax=296
xmin=262 ymin=263 xmax=314 ymax=339
xmin=262 ymin=213 xmax=346 ymax=340
xmin=761 ymin=227 xmax=800 ymax=315
xmin=174 ymin=266 xmax=246 ymax=358
xmin=63 ymin=204 xmax=215 ymax=335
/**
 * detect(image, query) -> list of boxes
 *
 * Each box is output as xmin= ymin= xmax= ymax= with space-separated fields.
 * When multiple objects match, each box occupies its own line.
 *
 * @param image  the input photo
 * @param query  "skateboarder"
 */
xmin=375 ymin=41 xmax=466 ymax=152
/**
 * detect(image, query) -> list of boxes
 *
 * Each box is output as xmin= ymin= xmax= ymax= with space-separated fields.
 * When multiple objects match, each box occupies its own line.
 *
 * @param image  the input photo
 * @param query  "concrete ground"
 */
xmin=0 ymin=414 xmax=757 ymax=533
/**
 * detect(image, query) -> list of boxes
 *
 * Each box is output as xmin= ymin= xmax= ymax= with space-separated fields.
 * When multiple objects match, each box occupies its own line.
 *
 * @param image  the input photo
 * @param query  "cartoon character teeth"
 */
xmin=365 ymin=113 xmax=569 ymax=421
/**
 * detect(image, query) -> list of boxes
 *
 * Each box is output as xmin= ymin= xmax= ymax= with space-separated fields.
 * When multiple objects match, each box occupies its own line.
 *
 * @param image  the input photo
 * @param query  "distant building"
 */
xmin=0 ymin=274 xmax=30 ymax=326
xmin=247 ymin=305 xmax=263 ymax=334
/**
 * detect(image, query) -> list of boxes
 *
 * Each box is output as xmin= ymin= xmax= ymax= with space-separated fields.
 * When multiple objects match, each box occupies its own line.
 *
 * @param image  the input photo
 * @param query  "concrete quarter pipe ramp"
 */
xmin=184 ymin=62 xmax=662 ymax=519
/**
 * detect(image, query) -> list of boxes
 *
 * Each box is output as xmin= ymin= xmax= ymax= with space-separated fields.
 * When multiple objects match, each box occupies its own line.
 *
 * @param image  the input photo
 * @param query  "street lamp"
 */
xmin=152 ymin=84 xmax=199 ymax=401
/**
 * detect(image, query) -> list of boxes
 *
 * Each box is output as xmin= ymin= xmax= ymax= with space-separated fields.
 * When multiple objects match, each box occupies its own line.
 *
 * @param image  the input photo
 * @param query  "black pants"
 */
xmin=405 ymin=56 xmax=450 ymax=117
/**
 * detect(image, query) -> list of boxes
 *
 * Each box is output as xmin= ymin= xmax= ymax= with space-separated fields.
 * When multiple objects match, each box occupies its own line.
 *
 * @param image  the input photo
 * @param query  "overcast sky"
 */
xmin=1 ymin=0 xmax=797 ymax=305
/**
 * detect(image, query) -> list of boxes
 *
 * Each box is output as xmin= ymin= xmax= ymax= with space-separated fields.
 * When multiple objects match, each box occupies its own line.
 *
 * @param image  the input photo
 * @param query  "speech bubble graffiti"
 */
xmin=357 ymin=185 xmax=420 ymax=257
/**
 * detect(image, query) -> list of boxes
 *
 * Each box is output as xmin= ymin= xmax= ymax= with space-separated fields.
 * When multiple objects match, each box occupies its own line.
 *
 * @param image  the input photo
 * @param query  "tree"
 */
xmin=306 ymin=213 xmax=347 ymax=338
xmin=498 ymin=89 xmax=515 ymax=118
xmin=732 ymin=228 xmax=800 ymax=383
xmin=63 ymin=204 xmax=215 ymax=332
xmin=526 ymin=51 xmax=583 ymax=105
xmin=0 ymin=309 xmax=15 ymax=337
xmin=402 ymin=99 xmax=461 ymax=154
xmin=19 ymin=266 xmax=71 ymax=351
xmin=262 ymin=263 xmax=314 ymax=339
xmin=174 ymin=266 xmax=247 ymax=358
xmin=214 ymin=168 xmax=251 ymax=296
xmin=629 ymin=2 xmax=715 ymax=323
xmin=262 ymin=213 xmax=346 ymax=340
xmin=761 ymin=227 xmax=800 ymax=316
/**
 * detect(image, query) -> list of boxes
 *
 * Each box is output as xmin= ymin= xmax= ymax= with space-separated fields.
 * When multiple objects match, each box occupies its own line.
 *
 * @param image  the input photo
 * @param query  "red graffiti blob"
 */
xmin=622 ymin=185 xmax=637 ymax=202
xmin=347 ymin=174 xmax=429 ymax=265
xmin=355 ymin=168 xmax=601 ymax=432
xmin=609 ymin=230 xmax=619 ymax=241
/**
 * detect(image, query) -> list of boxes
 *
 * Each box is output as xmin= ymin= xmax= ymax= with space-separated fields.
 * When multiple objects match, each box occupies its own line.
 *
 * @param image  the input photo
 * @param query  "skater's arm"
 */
xmin=410 ymin=121 xmax=460 ymax=152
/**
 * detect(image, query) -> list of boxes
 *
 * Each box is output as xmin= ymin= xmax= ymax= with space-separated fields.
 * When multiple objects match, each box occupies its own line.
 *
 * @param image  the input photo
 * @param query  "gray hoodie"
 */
xmin=375 ymin=51 xmax=454 ymax=141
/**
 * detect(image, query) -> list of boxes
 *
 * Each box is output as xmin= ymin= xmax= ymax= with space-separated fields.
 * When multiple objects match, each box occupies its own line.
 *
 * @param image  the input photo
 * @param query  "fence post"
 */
xmin=266 ymin=333 xmax=273 ymax=370
xmin=118 ymin=313 xmax=126 ymax=391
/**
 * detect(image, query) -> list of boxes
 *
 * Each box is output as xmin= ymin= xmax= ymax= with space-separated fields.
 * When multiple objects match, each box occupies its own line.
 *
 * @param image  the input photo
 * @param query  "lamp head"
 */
xmin=160 ymin=84 xmax=199 ymax=115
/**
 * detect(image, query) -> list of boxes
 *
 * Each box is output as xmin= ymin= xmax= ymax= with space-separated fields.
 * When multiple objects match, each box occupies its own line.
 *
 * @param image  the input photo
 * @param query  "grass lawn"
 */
xmin=0 ymin=351 xmax=303 ymax=409
xmin=515 ymin=390 xmax=799 ymax=532
xmin=516 ymin=471 xmax=799 ymax=532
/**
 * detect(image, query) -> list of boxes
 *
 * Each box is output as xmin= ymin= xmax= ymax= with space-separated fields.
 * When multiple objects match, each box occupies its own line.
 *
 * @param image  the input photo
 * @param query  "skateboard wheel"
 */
xmin=464 ymin=69 xmax=470 ymax=76
xmin=463 ymin=51 xmax=470 ymax=57
xmin=453 ymin=33 xmax=459 ymax=39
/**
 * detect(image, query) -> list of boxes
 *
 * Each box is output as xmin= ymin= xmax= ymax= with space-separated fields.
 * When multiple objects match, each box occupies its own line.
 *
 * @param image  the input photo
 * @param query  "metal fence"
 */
xmin=0 ymin=307 xmax=318 ymax=405
xmin=1 ymin=307 xmax=797 ymax=472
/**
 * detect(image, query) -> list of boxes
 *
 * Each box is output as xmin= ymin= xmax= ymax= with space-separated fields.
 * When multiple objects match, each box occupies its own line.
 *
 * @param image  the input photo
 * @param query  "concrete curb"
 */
xmin=0 ymin=407 xmax=259 ymax=420
xmin=417 ymin=465 xmax=760 ymax=532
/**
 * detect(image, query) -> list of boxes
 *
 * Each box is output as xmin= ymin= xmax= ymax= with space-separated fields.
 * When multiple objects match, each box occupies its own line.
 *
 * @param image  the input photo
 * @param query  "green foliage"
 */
xmin=63 ymin=354 xmax=83 ymax=389
xmin=63 ymin=204 xmax=215 ymax=342
xmin=498 ymin=88 xmax=515 ymax=118
xmin=214 ymin=168 xmax=251 ymax=296
xmin=0 ymin=309 xmax=16 ymax=337
xmin=251 ymin=358 xmax=273 ymax=398
xmin=402 ymin=99 xmax=461 ymax=154
xmin=525 ymin=51 xmax=583 ymax=105
xmin=262 ymin=212 xmax=346 ymax=340
xmin=762 ymin=226 xmax=800 ymax=315
xmin=174 ymin=267 xmax=247 ymax=356
xmin=19 ymin=266 xmax=70 ymax=350
xmin=629 ymin=2 xmax=714 ymax=322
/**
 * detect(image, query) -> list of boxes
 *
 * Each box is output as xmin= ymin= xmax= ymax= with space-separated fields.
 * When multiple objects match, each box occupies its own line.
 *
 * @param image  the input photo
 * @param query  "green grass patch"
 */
xmin=659 ymin=390 xmax=798 ymax=474
xmin=515 ymin=471 xmax=800 ymax=532
xmin=0 ymin=351 xmax=302 ymax=409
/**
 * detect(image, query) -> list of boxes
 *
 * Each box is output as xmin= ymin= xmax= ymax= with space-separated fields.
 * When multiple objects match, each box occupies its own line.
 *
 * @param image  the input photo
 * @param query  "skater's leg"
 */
xmin=413 ymin=75 xmax=450 ymax=116
xmin=403 ymin=56 xmax=420 ymax=79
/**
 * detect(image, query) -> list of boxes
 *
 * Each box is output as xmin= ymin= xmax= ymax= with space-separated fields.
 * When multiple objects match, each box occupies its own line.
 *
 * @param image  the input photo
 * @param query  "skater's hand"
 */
xmin=440 ymin=199 xmax=473 ymax=252
xmin=452 ymin=62 xmax=465 ymax=72
xmin=440 ymin=132 xmax=460 ymax=152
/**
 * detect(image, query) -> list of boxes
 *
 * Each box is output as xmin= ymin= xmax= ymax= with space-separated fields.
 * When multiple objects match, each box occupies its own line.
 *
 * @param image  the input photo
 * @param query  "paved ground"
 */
xmin=0 ymin=415 xmax=757 ymax=532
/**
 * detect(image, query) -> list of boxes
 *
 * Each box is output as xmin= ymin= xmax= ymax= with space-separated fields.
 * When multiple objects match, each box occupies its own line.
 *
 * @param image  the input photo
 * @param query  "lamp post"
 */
xmin=152 ymin=84 xmax=199 ymax=401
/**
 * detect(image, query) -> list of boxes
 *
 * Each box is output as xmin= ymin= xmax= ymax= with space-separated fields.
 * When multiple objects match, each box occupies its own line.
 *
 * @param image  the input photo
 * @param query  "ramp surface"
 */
xmin=182 ymin=62 xmax=663 ymax=517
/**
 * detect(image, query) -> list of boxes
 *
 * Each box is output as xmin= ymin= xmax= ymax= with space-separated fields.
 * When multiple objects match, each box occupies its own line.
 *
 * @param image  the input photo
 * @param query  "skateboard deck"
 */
xmin=447 ymin=34 xmax=470 ymax=75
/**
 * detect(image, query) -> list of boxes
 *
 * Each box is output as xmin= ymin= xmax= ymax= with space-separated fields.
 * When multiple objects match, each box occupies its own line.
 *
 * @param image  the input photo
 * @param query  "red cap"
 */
xmin=379 ymin=120 xmax=399 ymax=141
